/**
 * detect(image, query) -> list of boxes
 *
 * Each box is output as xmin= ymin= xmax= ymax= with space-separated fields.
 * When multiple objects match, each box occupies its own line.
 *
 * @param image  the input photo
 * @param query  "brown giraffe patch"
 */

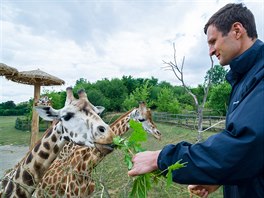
xmin=34 ymin=142 xmax=41 ymax=153
xmin=38 ymin=150 xmax=50 ymax=159
xmin=22 ymin=170 xmax=34 ymax=186
xmin=5 ymin=181 xmax=14 ymax=197
xmin=15 ymin=184 xmax=27 ymax=198
xmin=51 ymin=134 xmax=57 ymax=142
xmin=53 ymin=175 xmax=57 ymax=183
xmin=53 ymin=144 xmax=59 ymax=154
xmin=33 ymin=161 xmax=44 ymax=179
xmin=83 ymin=153 xmax=90 ymax=161
xmin=25 ymin=152 xmax=33 ymax=164
xmin=43 ymin=142 xmax=50 ymax=150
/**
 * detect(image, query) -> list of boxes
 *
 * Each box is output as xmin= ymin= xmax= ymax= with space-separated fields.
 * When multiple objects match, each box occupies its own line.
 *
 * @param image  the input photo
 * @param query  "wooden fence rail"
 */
xmin=152 ymin=112 xmax=226 ymax=131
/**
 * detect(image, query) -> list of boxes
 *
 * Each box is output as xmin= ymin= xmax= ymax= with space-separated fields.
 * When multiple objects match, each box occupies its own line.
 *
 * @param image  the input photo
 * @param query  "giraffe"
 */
xmin=0 ymin=88 xmax=114 ymax=198
xmin=34 ymin=101 xmax=161 ymax=197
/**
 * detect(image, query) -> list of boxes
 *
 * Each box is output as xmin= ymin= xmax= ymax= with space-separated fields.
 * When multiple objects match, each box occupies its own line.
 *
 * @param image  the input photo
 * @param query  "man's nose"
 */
xmin=209 ymin=46 xmax=216 ymax=56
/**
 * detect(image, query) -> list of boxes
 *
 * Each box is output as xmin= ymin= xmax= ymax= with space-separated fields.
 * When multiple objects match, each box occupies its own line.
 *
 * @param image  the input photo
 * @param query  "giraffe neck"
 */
xmin=1 ymin=122 xmax=67 ymax=198
xmin=110 ymin=109 xmax=135 ymax=136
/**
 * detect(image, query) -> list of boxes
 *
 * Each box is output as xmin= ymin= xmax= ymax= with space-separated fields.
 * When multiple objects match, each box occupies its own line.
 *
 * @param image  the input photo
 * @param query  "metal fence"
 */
xmin=152 ymin=112 xmax=226 ymax=131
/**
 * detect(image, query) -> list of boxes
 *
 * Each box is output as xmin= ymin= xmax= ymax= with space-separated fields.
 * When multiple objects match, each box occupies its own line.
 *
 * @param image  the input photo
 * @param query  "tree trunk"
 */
xmin=197 ymin=107 xmax=203 ymax=142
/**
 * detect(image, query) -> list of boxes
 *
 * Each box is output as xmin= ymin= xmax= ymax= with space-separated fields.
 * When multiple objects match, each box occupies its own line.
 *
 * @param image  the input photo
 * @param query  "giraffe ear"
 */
xmin=94 ymin=106 xmax=105 ymax=115
xmin=35 ymin=106 xmax=60 ymax=121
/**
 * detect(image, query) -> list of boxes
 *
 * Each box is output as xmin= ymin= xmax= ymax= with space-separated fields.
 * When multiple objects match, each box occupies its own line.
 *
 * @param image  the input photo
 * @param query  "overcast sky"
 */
xmin=1 ymin=0 xmax=263 ymax=104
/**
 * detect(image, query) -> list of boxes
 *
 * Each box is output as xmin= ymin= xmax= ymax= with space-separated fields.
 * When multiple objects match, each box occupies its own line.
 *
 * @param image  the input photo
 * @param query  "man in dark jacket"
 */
xmin=128 ymin=3 xmax=264 ymax=198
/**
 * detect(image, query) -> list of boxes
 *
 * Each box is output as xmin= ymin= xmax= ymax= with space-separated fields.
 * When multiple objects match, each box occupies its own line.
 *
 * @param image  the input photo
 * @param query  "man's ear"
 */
xmin=232 ymin=22 xmax=245 ymax=39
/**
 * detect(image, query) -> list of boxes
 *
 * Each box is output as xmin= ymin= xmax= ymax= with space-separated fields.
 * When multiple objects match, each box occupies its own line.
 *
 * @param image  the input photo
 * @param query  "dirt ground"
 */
xmin=0 ymin=145 xmax=29 ymax=178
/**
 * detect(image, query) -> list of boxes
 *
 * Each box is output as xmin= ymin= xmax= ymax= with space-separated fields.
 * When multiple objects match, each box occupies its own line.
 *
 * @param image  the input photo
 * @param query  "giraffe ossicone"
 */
xmin=0 ymin=87 xmax=114 ymax=198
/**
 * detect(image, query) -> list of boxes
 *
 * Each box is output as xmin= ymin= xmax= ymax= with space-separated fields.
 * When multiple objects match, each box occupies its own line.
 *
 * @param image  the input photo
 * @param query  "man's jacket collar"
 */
xmin=226 ymin=39 xmax=263 ymax=85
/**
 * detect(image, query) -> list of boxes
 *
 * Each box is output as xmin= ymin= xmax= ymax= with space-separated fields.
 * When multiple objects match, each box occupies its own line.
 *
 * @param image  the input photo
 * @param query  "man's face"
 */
xmin=206 ymin=25 xmax=241 ymax=66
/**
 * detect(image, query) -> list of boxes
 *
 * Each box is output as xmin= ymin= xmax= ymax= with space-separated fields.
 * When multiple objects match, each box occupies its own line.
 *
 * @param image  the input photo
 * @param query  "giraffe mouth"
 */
xmin=94 ymin=143 xmax=116 ymax=154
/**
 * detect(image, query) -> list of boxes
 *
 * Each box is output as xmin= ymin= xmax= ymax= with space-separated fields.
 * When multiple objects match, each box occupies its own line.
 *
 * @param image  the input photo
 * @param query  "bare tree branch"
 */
xmin=162 ymin=43 xmax=214 ymax=142
xmin=202 ymin=56 xmax=214 ymax=109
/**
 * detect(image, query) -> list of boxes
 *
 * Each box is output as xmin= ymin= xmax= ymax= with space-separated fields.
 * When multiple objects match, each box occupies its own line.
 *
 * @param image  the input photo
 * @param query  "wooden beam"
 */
xmin=30 ymin=84 xmax=40 ymax=149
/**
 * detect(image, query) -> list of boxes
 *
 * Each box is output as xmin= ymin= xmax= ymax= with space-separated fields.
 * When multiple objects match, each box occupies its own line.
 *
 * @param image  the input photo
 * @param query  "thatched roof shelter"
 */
xmin=5 ymin=69 xmax=65 ymax=86
xmin=0 ymin=63 xmax=18 ymax=77
xmin=3 ymin=67 xmax=65 ymax=148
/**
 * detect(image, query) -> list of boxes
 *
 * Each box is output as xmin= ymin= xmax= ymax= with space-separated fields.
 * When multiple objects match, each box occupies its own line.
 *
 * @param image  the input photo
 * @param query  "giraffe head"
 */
xmin=35 ymin=87 xmax=114 ymax=154
xmin=130 ymin=101 xmax=161 ymax=140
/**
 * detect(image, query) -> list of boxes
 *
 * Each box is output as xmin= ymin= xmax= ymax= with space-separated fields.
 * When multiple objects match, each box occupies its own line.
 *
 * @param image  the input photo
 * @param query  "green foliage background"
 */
xmin=1 ymin=64 xmax=230 ymax=117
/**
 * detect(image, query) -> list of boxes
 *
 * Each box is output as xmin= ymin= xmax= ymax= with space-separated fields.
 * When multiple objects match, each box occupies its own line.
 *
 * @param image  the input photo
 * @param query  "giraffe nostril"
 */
xmin=97 ymin=126 xmax=106 ymax=133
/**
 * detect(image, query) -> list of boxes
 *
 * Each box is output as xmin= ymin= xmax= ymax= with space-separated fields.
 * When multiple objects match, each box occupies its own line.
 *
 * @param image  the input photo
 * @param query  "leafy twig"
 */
xmin=113 ymin=120 xmax=187 ymax=197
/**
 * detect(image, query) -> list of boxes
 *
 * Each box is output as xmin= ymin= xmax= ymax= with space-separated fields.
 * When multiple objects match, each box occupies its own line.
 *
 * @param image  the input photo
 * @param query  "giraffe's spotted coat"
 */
xmin=35 ymin=102 xmax=161 ymax=197
xmin=0 ymin=88 xmax=114 ymax=198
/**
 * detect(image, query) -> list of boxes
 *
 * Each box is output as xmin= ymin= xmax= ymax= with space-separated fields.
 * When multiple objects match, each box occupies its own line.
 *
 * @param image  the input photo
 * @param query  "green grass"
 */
xmin=0 ymin=116 xmax=31 ymax=145
xmin=0 ymin=116 xmax=223 ymax=198
xmin=0 ymin=116 xmax=45 ymax=146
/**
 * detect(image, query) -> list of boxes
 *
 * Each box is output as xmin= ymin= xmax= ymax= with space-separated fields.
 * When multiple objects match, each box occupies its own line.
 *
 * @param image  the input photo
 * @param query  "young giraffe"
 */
xmin=34 ymin=101 xmax=161 ymax=197
xmin=0 ymin=88 xmax=114 ymax=198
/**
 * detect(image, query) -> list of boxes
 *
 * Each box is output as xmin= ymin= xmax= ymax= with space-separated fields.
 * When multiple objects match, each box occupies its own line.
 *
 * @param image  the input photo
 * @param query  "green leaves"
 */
xmin=113 ymin=120 xmax=147 ymax=170
xmin=113 ymin=120 xmax=187 ymax=198
xmin=165 ymin=160 xmax=187 ymax=188
xmin=113 ymin=136 xmax=124 ymax=147
xmin=128 ymin=120 xmax=147 ymax=143
xmin=130 ymin=174 xmax=152 ymax=198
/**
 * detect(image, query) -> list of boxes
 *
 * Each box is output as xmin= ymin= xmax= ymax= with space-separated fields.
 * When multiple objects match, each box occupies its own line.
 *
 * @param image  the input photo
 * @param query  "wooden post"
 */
xmin=30 ymin=84 xmax=40 ymax=149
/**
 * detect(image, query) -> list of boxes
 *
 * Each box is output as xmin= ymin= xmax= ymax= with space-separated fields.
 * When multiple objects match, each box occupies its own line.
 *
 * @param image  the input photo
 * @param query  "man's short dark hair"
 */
xmin=204 ymin=3 xmax=258 ymax=39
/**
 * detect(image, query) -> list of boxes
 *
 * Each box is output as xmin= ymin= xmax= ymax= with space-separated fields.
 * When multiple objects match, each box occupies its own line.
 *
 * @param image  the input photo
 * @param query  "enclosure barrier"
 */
xmin=152 ymin=112 xmax=225 ymax=131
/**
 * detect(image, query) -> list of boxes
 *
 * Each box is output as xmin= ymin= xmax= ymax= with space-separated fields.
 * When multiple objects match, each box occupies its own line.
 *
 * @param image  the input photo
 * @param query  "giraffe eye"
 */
xmin=63 ymin=112 xmax=75 ymax=121
xmin=138 ymin=118 xmax=146 ymax=122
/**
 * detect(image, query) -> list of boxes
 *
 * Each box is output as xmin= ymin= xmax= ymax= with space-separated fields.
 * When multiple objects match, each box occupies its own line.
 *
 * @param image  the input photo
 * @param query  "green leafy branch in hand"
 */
xmin=113 ymin=120 xmax=147 ymax=169
xmin=165 ymin=160 xmax=187 ymax=188
xmin=113 ymin=120 xmax=187 ymax=197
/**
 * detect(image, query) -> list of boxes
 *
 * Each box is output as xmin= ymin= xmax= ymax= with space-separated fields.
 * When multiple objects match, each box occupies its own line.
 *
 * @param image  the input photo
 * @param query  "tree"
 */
xmin=204 ymin=64 xmax=228 ymax=86
xmin=122 ymin=80 xmax=152 ymax=110
xmin=156 ymin=87 xmax=180 ymax=114
xmin=15 ymin=102 xmax=30 ymax=115
xmin=84 ymin=88 xmax=111 ymax=111
xmin=163 ymin=43 xmax=214 ymax=141
xmin=122 ymin=75 xmax=138 ymax=94
xmin=0 ymin=101 xmax=16 ymax=109
xmin=207 ymin=81 xmax=231 ymax=115
xmin=0 ymin=101 xmax=30 ymax=116
xmin=95 ymin=78 xmax=128 ymax=111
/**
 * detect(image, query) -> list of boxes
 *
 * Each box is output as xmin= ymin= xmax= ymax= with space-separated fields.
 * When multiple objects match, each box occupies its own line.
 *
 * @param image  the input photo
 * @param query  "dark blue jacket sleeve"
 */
xmin=157 ymin=79 xmax=264 ymax=185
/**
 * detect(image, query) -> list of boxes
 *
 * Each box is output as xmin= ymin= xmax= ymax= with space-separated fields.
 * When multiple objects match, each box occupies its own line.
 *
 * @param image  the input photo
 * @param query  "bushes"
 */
xmin=15 ymin=117 xmax=51 ymax=131
xmin=0 ymin=101 xmax=30 ymax=116
xmin=15 ymin=117 xmax=30 ymax=131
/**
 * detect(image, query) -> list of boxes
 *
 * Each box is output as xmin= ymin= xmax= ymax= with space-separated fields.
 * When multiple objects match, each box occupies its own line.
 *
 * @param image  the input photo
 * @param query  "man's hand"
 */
xmin=188 ymin=185 xmax=220 ymax=198
xmin=128 ymin=150 xmax=161 ymax=176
